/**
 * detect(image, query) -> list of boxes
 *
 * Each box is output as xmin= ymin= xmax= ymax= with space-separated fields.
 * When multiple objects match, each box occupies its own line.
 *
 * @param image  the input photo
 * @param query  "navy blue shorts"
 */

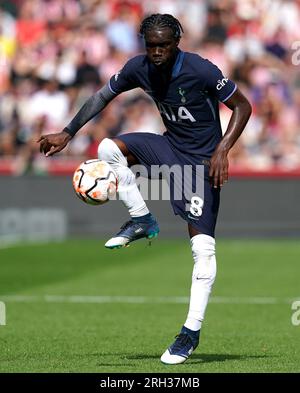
xmin=117 ymin=132 xmax=220 ymax=237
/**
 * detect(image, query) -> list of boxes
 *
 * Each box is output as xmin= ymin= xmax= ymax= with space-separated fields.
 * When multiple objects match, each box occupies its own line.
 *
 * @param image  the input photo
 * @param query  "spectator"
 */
xmin=0 ymin=0 xmax=299 ymax=174
xmin=75 ymin=50 xmax=101 ymax=87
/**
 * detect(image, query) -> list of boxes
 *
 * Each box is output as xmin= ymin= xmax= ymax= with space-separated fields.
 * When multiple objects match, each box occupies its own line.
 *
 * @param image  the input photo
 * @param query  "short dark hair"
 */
xmin=139 ymin=14 xmax=184 ymax=40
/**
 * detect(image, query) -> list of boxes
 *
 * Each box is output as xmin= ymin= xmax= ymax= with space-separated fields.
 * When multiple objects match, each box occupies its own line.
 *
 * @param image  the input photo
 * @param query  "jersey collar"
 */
xmin=147 ymin=49 xmax=185 ymax=78
xmin=172 ymin=49 xmax=185 ymax=78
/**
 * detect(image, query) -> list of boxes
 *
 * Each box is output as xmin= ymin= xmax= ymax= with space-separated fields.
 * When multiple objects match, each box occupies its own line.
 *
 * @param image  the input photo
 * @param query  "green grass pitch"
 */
xmin=0 ymin=239 xmax=299 ymax=373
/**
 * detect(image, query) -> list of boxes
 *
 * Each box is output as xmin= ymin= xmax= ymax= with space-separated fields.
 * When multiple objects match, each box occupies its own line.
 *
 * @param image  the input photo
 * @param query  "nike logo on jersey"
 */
xmin=114 ymin=71 xmax=121 ymax=81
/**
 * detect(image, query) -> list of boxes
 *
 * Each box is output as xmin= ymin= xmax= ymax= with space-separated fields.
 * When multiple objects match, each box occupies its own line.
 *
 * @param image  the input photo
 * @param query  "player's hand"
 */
xmin=209 ymin=149 xmax=229 ymax=188
xmin=37 ymin=131 xmax=72 ymax=157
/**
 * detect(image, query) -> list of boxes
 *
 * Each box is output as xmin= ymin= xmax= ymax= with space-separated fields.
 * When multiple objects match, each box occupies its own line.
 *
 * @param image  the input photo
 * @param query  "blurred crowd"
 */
xmin=0 ymin=0 xmax=300 ymax=174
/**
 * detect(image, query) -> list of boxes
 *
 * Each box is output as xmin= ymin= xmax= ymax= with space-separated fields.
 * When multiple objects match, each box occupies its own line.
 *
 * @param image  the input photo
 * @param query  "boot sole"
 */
xmin=105 ymin=231 xmax=159 ymax=249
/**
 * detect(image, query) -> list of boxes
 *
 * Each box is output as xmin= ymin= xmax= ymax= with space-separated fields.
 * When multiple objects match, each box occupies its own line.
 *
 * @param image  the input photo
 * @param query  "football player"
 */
xmin=38 ymin=14 xmax=251 ymax=364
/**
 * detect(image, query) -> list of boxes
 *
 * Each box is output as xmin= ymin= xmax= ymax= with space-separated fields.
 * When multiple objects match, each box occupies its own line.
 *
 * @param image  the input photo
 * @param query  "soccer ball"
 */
xmin=72 ymin=159 xmax=117 ymax=205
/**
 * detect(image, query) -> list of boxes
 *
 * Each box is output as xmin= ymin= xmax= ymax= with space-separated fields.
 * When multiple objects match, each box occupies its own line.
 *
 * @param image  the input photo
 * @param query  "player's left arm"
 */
xmin=209 ymin=88 xmax=252 ymax=188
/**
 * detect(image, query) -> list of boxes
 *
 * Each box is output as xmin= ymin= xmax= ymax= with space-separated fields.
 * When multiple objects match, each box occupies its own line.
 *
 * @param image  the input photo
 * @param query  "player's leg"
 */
xmin=185 ymin=224 xmax=216 ymax=334
xmin=100 ymin=138 xmax=150 ymax=218
xmin=160 ymin=225 xmax=216 ymax=364
xmin=160 ymin=163 xmax=219 ymax=364
xmin=98 ymin=136 xmax=159 ymax=248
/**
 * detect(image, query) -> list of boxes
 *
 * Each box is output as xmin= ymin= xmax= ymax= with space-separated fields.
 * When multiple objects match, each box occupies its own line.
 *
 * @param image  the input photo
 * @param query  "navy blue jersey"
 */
xmin=109 ymin=49 xmax=236 ymax=158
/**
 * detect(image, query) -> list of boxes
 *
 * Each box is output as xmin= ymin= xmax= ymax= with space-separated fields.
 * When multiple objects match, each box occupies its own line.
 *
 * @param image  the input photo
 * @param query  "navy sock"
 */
xmin=181 ymin=326 xmax=200 ymax=347
xmin=132 ymin=213 xmax=154 ymax=224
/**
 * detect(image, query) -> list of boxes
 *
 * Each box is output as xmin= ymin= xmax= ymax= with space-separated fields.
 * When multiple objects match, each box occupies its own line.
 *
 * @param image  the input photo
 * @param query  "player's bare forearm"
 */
xmin=209 ymin=88 xmax=252 ymax=188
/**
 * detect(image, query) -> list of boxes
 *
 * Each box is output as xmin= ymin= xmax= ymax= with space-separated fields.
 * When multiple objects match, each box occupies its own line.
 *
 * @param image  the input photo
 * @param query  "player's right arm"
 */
xmin=38 ymin=84 xmax=117 ymax=156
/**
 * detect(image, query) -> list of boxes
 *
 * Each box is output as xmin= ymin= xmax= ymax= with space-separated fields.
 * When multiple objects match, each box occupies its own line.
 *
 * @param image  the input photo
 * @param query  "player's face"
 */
xmin=144 ymin=28 xmax=179 ymax=68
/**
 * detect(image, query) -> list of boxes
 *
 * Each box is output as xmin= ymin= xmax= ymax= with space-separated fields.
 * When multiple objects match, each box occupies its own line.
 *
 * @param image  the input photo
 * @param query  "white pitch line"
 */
xmin=0 ymin=295 xmax=299 ymax=305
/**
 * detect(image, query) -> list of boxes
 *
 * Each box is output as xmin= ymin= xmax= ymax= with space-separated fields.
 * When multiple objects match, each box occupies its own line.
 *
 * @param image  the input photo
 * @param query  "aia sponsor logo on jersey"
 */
xmin=156 ymin=102 xmax=196 ymax=123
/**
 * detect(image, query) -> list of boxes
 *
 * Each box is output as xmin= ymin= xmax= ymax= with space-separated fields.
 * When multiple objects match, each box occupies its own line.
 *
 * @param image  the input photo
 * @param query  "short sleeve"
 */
xmin=109 ymin=57 xmax=140 ymax=94
xmin=205 ymin=60 xmax=237 ymax=103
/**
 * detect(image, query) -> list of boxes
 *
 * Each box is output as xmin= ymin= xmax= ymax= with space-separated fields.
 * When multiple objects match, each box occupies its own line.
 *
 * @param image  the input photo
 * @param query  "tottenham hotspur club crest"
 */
xmin=178 ymin=87 xmax=186 ymax=103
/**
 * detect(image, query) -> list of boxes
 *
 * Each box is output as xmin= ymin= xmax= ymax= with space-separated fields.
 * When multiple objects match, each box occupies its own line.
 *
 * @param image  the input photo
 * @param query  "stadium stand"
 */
xmin=0 ymin=0 xmax=299 ymax=175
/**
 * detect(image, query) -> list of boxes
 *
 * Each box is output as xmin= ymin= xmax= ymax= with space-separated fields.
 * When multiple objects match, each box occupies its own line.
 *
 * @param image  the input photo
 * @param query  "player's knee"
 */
xmin=98 ymin=138 xmax=127 ymax=166
xmin=191 ymin=234 xmax=215 ymax=258
xmin=190 ymin=234 xmax=216 ymax=283
xmin=98 ymin=138 xmax=115 ymax=161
